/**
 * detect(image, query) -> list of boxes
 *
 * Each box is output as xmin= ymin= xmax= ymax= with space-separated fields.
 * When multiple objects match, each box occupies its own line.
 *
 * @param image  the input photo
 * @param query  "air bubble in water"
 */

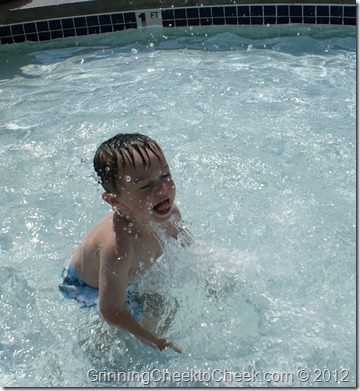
xmin=125 ymin=175 xmax=131 ymax=182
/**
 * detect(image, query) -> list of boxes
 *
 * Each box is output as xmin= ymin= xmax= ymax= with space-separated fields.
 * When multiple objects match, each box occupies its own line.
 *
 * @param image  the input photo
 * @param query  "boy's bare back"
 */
xmin=71 ymin=207 xmax=180 ymax=288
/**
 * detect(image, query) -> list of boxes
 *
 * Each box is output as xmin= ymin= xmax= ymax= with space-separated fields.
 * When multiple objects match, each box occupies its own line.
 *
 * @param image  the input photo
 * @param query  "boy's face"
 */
xmin=113 ymin=148 xmax=176 ymax=224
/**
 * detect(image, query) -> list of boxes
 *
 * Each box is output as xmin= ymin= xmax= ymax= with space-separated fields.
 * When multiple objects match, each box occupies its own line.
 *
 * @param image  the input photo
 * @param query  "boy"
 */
xmin=59 ymin=133 xmax=185 ymax=352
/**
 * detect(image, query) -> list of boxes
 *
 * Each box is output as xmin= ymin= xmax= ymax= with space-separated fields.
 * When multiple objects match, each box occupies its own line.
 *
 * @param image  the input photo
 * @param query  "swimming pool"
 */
xmin=0 ymin=23 xmax=356 ymax=386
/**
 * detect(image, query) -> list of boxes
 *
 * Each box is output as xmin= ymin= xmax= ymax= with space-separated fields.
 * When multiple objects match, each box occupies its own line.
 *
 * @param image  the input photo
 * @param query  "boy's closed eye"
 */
xmin=140 ymin=183 xmax=151 ymax=190
xmin=139 ymin=173 xmax=172 ymax=191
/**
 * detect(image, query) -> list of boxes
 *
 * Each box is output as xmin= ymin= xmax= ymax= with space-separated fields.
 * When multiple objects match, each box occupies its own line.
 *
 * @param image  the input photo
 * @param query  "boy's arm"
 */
xmin=98 ymin=248 xmax=180 ymax=352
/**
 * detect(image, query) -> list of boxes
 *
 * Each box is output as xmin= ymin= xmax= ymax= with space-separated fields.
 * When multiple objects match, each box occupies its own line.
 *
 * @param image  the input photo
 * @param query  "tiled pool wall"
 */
xmin=0 ymin=3 xmax=356 ymax=45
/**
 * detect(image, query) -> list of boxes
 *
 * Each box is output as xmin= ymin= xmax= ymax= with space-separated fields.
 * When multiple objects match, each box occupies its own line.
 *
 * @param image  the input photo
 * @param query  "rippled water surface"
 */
xmin=0 ymin=25 xmax=356 ymax=386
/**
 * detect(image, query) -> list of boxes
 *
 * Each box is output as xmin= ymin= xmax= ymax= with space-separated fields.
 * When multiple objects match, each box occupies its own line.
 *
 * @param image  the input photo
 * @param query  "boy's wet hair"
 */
xmin=94 ymin=133 xmax=163 ymax=194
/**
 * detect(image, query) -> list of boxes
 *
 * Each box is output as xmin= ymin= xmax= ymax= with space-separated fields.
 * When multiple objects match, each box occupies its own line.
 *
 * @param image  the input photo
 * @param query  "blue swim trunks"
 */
xmin=59 ymin=257 xmax=143 ymax=320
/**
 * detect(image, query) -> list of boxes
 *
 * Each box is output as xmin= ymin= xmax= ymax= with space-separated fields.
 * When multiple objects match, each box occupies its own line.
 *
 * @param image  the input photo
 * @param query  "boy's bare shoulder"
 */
xmin=98 ymin=214 xmax=132 ymax=262
xmin=172 ymin=204 xmax=181 ymax=218
xmin=163 ymin=204 xmax=182 ymax=238
xmin=80 ymin=211 xmax=130 ymax=271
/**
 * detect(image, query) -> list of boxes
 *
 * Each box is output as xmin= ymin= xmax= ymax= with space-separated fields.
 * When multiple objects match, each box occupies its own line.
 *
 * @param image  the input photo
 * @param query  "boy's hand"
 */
xmin=156 ymin=338 xmax=182 ymax=353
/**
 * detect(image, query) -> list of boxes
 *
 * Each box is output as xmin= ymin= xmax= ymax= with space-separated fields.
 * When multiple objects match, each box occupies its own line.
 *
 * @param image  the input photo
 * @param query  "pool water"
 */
xmin=0 ymin=24 xmax=356 ymax=386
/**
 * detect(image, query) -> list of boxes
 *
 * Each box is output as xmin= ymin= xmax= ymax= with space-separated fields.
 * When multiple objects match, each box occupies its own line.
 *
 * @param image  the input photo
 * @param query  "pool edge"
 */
xmin=0 ymin=0 xmax=356 ymax=45
xmin=0 ymin=0 xmax=356 ymax=25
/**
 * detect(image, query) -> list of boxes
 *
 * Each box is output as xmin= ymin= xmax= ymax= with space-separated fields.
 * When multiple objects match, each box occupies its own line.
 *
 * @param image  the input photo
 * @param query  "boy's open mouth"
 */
xmin=153 ymin=198 xmax=171 ymax=215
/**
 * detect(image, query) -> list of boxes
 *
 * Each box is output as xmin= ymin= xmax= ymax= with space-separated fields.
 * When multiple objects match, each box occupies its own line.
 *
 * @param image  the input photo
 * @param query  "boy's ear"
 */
xmin=102 ymin=192 xmax=121 ymax=208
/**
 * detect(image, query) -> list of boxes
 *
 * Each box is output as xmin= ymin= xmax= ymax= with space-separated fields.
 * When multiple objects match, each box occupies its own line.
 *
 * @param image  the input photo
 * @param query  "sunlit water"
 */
xmin=0 ymin=25 xmax=356 ymax=387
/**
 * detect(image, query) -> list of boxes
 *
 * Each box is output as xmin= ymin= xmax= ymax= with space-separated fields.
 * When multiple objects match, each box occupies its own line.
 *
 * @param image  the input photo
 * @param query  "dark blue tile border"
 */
xmin=0 ymin=11 xmax=137 ymax=45
xmin=162 ymin=4 xmax=356 ymax=28
xmin=0 ymin=4 xmax=356 ymax=45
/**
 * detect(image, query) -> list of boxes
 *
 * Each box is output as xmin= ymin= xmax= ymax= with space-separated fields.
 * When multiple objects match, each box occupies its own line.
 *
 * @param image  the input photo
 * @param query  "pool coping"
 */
xmin=0 ymin=0 xmax=356 ymax=25
xmin=0 ymin=0 xmax=356 ymax=45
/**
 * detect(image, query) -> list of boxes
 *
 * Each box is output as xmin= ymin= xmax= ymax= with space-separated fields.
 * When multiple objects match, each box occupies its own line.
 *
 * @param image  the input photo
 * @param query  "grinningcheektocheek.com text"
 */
xmin=86 ymin=367 xmax=351 ymax=385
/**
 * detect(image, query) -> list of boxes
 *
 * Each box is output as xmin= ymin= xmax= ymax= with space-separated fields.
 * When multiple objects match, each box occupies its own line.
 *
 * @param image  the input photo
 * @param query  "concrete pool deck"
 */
xmin=0 ymin=0 xmax=356 ymax=25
